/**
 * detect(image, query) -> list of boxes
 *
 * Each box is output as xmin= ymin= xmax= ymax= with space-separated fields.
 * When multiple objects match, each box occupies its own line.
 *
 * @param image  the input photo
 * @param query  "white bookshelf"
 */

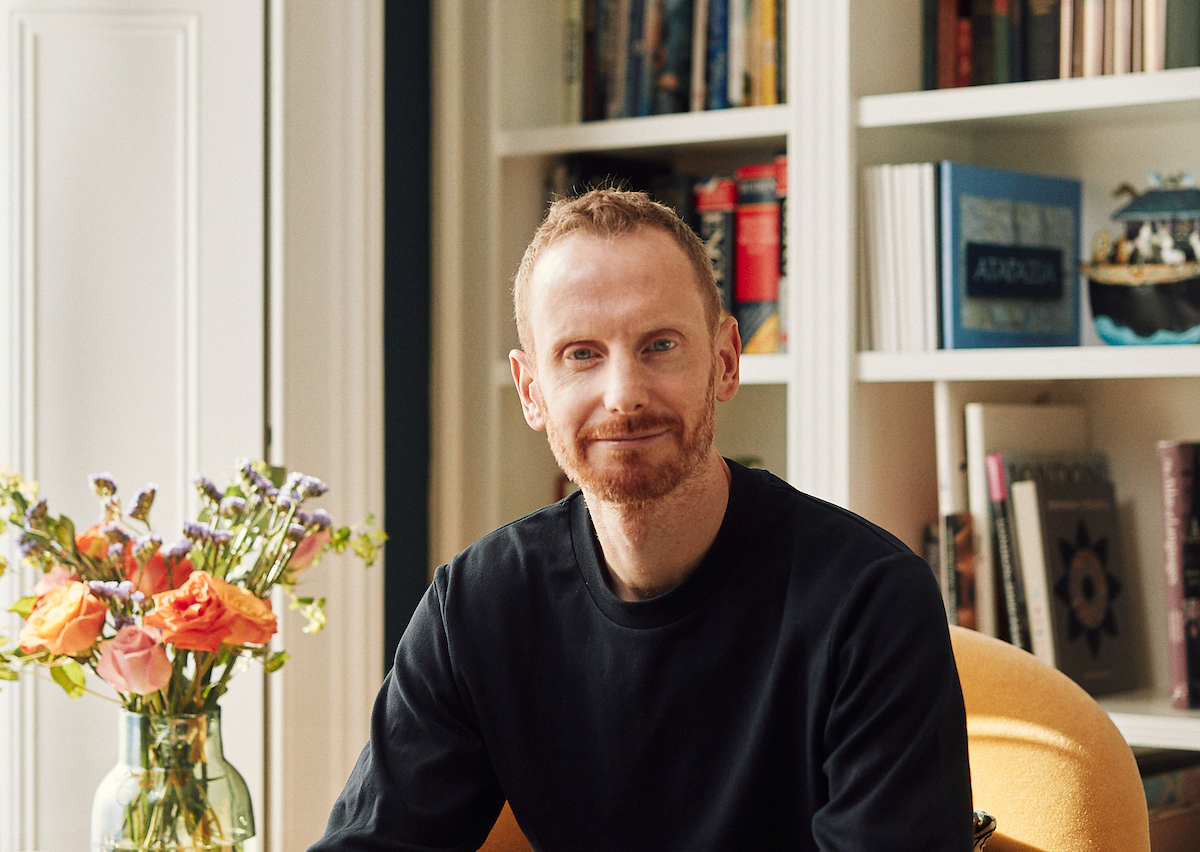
xmin=435 ymin=0 xmax=1200 ymax=750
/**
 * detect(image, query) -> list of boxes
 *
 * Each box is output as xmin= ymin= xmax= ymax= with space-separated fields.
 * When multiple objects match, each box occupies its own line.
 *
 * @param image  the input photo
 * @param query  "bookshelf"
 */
xmin=434 ymin=0 xmax=1200 ymax=750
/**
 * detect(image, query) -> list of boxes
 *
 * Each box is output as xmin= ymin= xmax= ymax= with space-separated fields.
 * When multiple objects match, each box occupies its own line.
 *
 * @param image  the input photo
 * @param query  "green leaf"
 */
xmin=267 ymin=465 xmax=287 ymax=488
xmin=50 ymin=660 xmax=87 ymax=698
xmin=8 ymin=597 xmax=36 ymax=618
xmin=54 ymin=515 xmax=76 ymax=554
xmin=264 ymin=650 xmax=290 ymax=673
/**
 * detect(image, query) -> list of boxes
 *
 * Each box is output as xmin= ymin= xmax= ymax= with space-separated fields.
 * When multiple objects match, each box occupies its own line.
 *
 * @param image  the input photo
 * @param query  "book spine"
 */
xmin=924 ymin=0 xmax=942 ymax=88
xmin=957 ymin=8 xmax=975 ymax=85
xmin=1060 ymin=0 xmax=1075 ymax=76
xmin=988 ymin=452 xmax=1032 ymax=650
xmin=694 ymin=175 xmax=738 ymax=315
xmin=734 ymin=162 xmax=781 ymax=353
xmin=1165 ymin=0 xmax=1200 ymax=68
xmin=625 ymin=0 xmax=648 ymax=117
xmin=759 ymin=0 xmax=778 ymax=104
xmin=1010 ymin=0 xmax=1025 ymax=80
xmin=775 ymin=153 xmax=788 ymax=351
xmin=583 ymin=0 xmax=602 ymax=120
xmin=995 ymin=0 xmax=1014 ymax=83
xmin=689 ymin=0 xmax=709 ymax=110
xmin=937 ymin=0 xmax=961 ymax=86
xmin=565 ymin=0 xmax=586 ymax=123
xmin=1161 ymin=441 xmax=1200 ymax=709
xmin=1025 ymin=0 xmax=1063 ymax=80
xmin=651 ymin=0 xmax=693 ymax=114
xmin=1011 ymin=479 xmax=1056 ymax=666
xmin=706 ymin=0 xmax=730 ymax=109
xmin=972 ymin=0 xmax=998 ymax=83
xmin=776 ymin=0 xmax=786 ymax=102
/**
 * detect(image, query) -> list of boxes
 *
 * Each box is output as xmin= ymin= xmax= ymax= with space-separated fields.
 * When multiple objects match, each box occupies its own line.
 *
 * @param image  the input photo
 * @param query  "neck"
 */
xmin=584 ymin=450 xmax=732 ymax=601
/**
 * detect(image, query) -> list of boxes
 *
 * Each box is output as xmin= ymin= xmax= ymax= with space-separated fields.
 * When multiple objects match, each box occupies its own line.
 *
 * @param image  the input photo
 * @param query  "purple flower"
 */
xmin=133 ymin=533 xmax=162 ymax=562
xmin=211 ymin=529 xmax=233 ymax=547
xmin=295 ymin=510 xmax=312 ymax=526
xmin=239 ymin=462 xmax=274 ymax=495
xmin=107 ymin=543 xmax=125 ymax=563
xmin=129 ymin=486 xmax=156 ymax=522
xmin=286 ymin=523 xmax=307 ymax=543
xmin=24 ymin=499 xmax=48 ymax=527
xmin=310 ymin=509 xmax=333 ymax=530
xmin=18 ymin=532 xmax=44 ymax=557
xmin=89 ymin=473 xmax=117 ymax=497
xmin=218 ymin=495 xmax=246 ymax=518
xmin=101 ymin=522 xmax=131 ymax=544
xmin=183 ymin=521 xmax=212 ymax=542
xmin=87 ymin=579 xmax=133 ymax=600
xmin=162 ymin=538 xmax=193 ymax=561
xmin=192 ymin=476 xmax=223 ymax=504
xmin=296 ymin=475 xmax=329 ymax=500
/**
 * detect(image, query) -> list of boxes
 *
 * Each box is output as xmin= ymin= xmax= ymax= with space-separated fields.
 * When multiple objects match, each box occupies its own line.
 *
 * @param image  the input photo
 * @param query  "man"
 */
xmin=310 ymin=189 xmax=973 ymax=851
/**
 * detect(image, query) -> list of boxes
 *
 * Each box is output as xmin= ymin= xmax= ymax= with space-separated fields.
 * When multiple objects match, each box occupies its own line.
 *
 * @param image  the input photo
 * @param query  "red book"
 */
xmin=734 ymin=162 xmax=780 ymax=354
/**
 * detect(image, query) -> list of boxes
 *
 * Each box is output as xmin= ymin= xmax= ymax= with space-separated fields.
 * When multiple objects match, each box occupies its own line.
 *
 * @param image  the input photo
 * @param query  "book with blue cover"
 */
xmin=939 ymin=161 xmax=1082 ymax=349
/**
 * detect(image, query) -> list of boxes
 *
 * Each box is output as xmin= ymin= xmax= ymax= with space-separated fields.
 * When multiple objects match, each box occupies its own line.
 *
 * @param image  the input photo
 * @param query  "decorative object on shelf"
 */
xmin=1083 ymin=172 xmax=1200 ymax=345
xmin=939 ymin=161 xmax=1082 ymax=349
xmin=0 ymin=462 xmax=385 ymax=852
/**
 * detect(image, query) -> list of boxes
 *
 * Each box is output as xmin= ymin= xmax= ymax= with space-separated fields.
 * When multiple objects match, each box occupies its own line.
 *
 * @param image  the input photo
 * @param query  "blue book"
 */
xmin=705 ymin=0 xmax=729 ymax=110
xmin=938 ymin=161 xmax=1082 ymax=349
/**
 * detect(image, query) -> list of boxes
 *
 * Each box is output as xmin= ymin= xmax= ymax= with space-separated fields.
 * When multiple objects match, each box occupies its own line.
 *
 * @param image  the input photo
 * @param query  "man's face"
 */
xmin=511 ymin=227 xmax=739 ymax=505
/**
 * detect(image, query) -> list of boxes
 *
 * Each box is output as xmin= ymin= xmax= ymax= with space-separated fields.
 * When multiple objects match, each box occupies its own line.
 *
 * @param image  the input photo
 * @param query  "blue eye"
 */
xmin=567 ymin=348 xmax=595 ymax=361
xmin=650 ymin=339 xmax=675 ymax=352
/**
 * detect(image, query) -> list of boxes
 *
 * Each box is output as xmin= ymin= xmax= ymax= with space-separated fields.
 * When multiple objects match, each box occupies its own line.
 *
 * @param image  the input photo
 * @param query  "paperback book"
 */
xmin=1010 ymin=472 xmax=1137 ymax=696
xmin=1159 ymin=440 xmax=1200 ymax=709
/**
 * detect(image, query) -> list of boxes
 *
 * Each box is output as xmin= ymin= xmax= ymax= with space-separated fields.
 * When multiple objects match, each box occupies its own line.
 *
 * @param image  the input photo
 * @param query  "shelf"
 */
xmin=495 ymin=104 xmax=791 ymax=158
xmin=1103 ymin=691 xmax=1200 ymax=750
xmin=857 ymin=344 xmax=1200 ymax=383
xmin=492 ymin=352 xmax=792 ymax=389
xmin=858 ymin=67 xmax=1200 ymax=131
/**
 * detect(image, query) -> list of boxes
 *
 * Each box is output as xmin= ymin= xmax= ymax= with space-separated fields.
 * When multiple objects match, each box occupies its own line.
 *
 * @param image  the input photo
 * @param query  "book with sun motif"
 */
xmin=1011 ymin=474 xmax=1138 ymax=697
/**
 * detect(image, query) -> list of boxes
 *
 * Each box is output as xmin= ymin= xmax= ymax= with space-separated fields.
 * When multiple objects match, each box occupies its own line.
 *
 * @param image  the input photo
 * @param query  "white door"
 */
xmin=0 ymin=2 xmax=266 ymax=850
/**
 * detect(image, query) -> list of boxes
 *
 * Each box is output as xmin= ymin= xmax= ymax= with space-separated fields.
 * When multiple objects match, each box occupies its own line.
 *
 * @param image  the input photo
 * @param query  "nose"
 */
xmin=603 ymin=350 xmax=649 ymax=415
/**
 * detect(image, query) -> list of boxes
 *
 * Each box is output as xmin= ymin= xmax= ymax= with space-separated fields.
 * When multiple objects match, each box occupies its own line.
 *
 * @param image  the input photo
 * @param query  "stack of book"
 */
xmin=922 ymin=0 xmax=1200 ymax=90
xmin=859 ymin=160 xmax=1081 ymax=351
xmin=548 ymin=153 xmax=788 ymax=353
xmin=564 ymin=0 xmax=787 ymax=124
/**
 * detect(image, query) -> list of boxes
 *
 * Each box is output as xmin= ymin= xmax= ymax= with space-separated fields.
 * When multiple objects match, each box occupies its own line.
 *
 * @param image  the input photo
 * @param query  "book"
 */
xmin=963 ymin=402 xmax=1089 ymax=637
xmin=1000 ymin=450 xmax=1110 ymax=663
xmin=706 ymin=0 xmax=730 ymax=109
xmin=1024 ymin=0 xmax=1062 ymax=79
xmin=650 ymin=0 xmax=694 ymax=114
xmin=583 ymin=0 xmax=603 ymax=120
xmin=941 ymin=511 xmax=978 ymax=627
xmin=986 ymin=452 xmax=1032 ymax=651
xmin=689 ymin=0 xmax=709 ymax=109
xmin=938 ymin=161 xmax=1081 ymax=349
xmin=695 ymin=174 xmax=738 ymax=316
xmin=774 ymin=153 xmax=788 ymax=351
xmin=1159 ymin=441 xmax=1200 ymax=709
xmin=971 ymin=0 xmax=1001 ymax=84
xmin=1165 ymin=0 xmax=1200 ymax=68
xmin=565 ymin=0 xmax=586 ymax=122
xmin=734 ymin=161 xmax=781 ymax=353
xmin=1010 ymin=473 xmax=1137 ymax=696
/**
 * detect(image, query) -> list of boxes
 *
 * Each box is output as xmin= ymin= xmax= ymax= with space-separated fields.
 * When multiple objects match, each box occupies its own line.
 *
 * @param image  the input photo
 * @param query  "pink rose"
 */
xmin=33 ymin=565 xmax=73 ymax=595
xmin=96 ymin=625 xmax=172 ymax=695
xmin=286 ymin=528 xmax=332 ymax=576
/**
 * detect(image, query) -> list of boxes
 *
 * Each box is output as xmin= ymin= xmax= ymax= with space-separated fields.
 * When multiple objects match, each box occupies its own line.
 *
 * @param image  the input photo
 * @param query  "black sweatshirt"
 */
xmin=310 ymin=462 xmax=973 ymax=851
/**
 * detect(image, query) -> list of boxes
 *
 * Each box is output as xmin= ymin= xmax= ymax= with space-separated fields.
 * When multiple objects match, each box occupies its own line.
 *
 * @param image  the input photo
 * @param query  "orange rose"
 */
xmin=19 ymin=580 xmax=108 ymax=656
xmin=144 ymin=571 xmax=276 ymax=652
xmin=75 ymin=524 xmax=111 ymax=561
xmin=123 ymin=549 xmax=193 ymax=597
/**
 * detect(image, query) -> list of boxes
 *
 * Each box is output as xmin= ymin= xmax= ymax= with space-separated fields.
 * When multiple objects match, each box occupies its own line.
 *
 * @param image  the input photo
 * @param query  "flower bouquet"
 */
xmin=0 ymin=461 xmax=385 ymax=851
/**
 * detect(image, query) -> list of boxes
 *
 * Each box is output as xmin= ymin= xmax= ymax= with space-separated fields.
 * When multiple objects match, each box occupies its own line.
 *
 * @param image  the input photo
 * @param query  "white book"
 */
xmin=1061 ymin=0 xmax=1075 ymax=77
xmin=1143 ymin=0 xmax=1166 ymax=71
xmin=891 ymin=164 xmax=915 ymax=352
xmin=899 ymin=164 xmax=927 ymax=353
xmin=877 ymin=164 xmax=899 ymax=352
xmin=1011 ymin=479 xmax=1056 ymax=666
xmin=1112 ymin=0 xmax=1132 ymax=73
xmin=918 ymin=162 xmax=939 ymax=352
xmin=1083 ymin=0 xmax=1105 ymax=76
xmin=728 ymin=0 xmax=747 ymax=107
xmin=964 ymin=402 xmax=1090 ymax=637
xmin=563 ymin=0 xmax=585 ymax=123
xmin=690 ymin=0 xmax=709 ymax=111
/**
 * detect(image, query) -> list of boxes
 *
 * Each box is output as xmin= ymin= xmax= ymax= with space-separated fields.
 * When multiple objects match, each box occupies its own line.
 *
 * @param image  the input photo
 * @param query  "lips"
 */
xmin=579 ymin=413 xmax=680 ymax=443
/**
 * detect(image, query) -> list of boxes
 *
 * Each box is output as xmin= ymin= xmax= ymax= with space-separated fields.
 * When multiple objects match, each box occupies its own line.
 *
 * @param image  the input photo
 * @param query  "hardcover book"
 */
xmin=734 ymin=162 xmax=781 ymax=353
xmin=1159 ymin=440 xmax=1200 ymax=709
xmin=694 ymin=174 xmax=737 ymax=315
xmin=939 ymin=161 xmax=1081 ymax=348
xmin=1011 ymin=474 xmax=1138 ymax=696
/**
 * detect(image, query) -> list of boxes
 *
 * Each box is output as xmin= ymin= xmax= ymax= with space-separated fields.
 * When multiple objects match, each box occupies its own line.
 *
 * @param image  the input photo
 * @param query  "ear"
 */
xmin=510 ymin=348 xmax=547 ymax=431
xmin=714 ymin=315 xmax=741 ymax=402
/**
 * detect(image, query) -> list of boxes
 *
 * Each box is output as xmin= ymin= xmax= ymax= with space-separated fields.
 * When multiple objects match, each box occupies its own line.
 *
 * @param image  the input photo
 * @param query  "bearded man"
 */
xmin=310 ymin=189 xmax=973 ymax=851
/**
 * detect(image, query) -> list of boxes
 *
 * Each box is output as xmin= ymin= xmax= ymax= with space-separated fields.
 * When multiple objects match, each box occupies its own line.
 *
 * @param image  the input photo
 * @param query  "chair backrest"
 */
xmin=481 ymin=627 xmax=1152 ymax=851
xmin=950 ymin=624 xmax=1150 ymax=852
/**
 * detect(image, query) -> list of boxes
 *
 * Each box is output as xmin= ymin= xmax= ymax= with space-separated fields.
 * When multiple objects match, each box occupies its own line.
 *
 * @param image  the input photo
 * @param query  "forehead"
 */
xmin=526 ymin=227 xmax=706 ymax=332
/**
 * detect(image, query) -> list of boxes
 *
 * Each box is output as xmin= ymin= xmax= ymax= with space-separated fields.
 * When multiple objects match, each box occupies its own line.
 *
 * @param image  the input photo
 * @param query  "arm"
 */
xmin=813 ymin=554 xmax=974 ymax=852
xmin=307 ymin=570 xmax=505 ymax=852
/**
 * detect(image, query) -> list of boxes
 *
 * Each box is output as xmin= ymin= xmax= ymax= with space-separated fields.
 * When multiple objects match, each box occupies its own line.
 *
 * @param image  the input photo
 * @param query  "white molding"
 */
xmin=268 ymin=2 xmax=384 ymax=849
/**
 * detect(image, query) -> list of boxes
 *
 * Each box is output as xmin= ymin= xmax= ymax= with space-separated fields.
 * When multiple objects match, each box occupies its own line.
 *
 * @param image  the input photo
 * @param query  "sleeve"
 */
xmin=306 ymin=569 xmax=505 ymax=852
xmin=811 ymin=553 xmax=975 ymax=852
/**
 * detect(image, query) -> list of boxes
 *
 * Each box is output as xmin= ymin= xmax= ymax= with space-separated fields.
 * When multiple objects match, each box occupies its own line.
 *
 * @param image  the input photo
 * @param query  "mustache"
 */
xmin=579 ymin=412 xmax=681 ymax=442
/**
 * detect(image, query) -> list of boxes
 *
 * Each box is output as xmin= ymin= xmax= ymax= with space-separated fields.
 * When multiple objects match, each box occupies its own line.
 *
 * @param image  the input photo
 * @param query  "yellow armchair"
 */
xmin=950 ymin=624 xmax=1150 ymax=852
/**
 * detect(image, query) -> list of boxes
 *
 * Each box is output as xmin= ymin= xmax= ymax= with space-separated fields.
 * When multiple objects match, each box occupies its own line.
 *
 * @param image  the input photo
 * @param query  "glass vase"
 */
xmin=91 ymin=708 xmax=255 ymax=852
